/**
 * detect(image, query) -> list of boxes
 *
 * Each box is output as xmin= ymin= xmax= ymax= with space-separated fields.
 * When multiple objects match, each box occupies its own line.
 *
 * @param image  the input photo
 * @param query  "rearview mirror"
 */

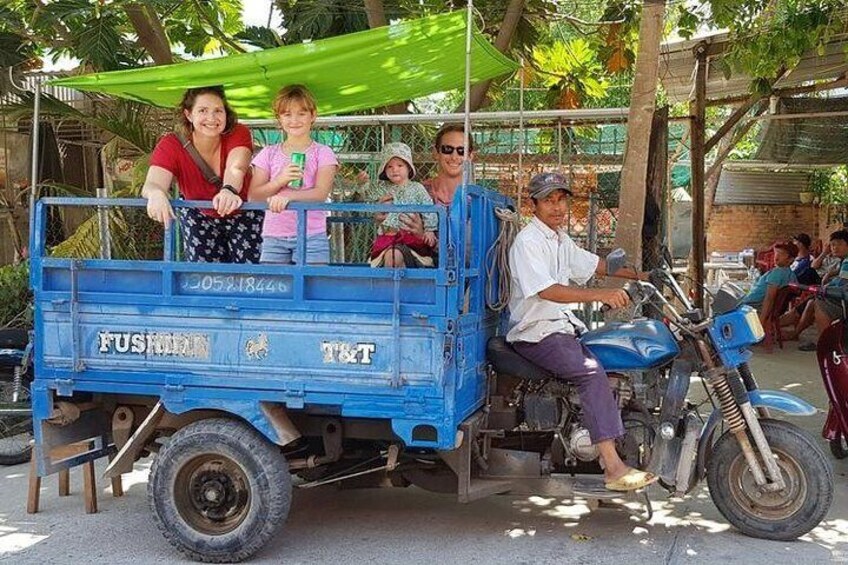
xmin=606 ymin=248 xmax=627 ymax=276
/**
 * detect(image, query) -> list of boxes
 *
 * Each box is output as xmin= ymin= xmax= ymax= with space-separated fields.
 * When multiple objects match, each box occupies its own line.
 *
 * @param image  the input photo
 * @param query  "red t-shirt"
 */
xmin=149 ymin=123 xmax=253 ymax=204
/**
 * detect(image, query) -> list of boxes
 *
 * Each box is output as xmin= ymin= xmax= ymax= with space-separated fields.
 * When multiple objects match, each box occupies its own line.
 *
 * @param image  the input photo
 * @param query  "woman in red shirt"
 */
xmin=141 ymin=86 xmax=262 ymax=262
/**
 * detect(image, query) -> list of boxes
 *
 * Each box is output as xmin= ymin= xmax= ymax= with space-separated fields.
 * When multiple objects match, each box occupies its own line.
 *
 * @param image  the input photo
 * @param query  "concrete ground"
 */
xmin=2 ymin=345 xmax=847 ymax=564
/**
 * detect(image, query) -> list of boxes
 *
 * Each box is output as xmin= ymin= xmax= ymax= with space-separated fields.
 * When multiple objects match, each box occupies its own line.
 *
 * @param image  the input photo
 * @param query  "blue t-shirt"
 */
xmin=743 ymin=266 xmax=796 ymax=306
xmin=790 ymin=256 xmax=811 ymax=275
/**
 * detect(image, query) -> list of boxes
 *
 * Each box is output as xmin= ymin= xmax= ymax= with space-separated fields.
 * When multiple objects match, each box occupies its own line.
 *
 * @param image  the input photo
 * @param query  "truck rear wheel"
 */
xmin=148 ymin=418 xmax=291 ymax=563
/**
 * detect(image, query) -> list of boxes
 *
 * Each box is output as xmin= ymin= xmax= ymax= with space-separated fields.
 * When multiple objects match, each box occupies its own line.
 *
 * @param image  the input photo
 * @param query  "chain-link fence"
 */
xmin=250 ymin=112 xmax=630 ymax=263
xmin=3 ymin=87 xmax=637 ymax=267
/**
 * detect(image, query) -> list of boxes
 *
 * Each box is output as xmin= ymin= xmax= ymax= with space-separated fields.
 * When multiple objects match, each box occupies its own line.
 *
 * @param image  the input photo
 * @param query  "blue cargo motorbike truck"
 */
xmin=28 ymin=190 xmax=832 ymax=562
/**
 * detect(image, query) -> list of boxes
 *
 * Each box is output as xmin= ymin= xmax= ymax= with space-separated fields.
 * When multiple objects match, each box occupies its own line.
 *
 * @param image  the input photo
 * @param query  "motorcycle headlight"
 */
xmin=744 ymin=308 xmax=765 ymax=341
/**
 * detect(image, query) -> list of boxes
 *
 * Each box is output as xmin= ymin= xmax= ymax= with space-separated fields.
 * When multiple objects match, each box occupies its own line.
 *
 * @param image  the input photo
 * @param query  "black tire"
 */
xmin=0 ymin=422 xmax=32 ymax=466
xmin=0 ymin=381 xmax=32 ymax=466
xmin=830 ymin=435 xmax=848 ymax=460
xmin=0 ymin=329 xmax=28 ymax=350
xmin=707 ymin=419 xmax=833 ymax=541
xmin=148 ymin=418 xmax=291 ymax=563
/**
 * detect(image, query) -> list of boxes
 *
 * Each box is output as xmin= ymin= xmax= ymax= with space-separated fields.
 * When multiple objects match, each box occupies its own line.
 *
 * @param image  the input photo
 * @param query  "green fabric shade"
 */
xmin=49 ymin=10 xmax=518 ymax=118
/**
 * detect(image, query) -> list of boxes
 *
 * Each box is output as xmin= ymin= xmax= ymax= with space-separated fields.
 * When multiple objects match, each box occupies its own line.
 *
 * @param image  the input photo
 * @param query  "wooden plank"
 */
xmin=27 ymin=450 xmax=41 ymax=514
xmin=82 ymin=461 xmax=97 ymax=514
xmin=58 ymin=469 xmax=70 ymax=496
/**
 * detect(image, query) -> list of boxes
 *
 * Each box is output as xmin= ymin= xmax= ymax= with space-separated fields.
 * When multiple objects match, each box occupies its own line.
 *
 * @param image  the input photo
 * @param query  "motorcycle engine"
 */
xmin=564 ymin=425 xmax=599 ymax=462
xmin=523 ymin=391 xmax=562 ymax=431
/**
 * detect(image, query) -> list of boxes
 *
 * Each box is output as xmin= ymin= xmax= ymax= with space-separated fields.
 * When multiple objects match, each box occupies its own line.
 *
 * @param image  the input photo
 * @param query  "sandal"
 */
xmin=604 ymin=468 xmax=658 ymax=492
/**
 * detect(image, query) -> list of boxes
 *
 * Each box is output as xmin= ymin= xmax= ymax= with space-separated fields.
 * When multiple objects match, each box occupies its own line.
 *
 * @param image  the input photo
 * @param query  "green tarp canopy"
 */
xmin=49 ymin=10 xmax=518 ymax=118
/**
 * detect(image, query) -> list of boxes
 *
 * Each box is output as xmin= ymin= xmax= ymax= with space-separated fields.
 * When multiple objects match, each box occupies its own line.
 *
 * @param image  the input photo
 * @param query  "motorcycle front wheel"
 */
xmin=707 ymin=419 xmax=833 ymax=541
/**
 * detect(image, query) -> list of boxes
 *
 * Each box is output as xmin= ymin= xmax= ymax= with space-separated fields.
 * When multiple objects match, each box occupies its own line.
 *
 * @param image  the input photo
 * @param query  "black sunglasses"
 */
xmin=439 ymin=144 xmax=466 ymax=156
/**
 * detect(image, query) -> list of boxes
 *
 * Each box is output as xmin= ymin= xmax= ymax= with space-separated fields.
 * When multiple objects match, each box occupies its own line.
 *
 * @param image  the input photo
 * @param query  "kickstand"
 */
xmin=640 ymin=489 xmax=654 ymax=521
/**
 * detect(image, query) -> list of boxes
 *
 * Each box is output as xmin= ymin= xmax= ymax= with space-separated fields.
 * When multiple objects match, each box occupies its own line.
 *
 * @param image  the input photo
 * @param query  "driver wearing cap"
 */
xmin=506 ymin=171 xmax=656 ymax=492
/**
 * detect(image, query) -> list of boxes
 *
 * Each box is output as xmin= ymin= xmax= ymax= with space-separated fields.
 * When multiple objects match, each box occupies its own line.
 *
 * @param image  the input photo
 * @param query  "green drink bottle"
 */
xmin=290 ymin=152 xmax=305 ymax=188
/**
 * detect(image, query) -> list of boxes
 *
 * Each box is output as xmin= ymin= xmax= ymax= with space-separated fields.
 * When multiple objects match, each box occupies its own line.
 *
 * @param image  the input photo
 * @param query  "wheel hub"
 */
xmin=730 ymin=449 xmax=807 ymax=520
xmin=191 ymin=470 xmax=238 ymax=518
xmin=175 ymin=456 xmax=251 ymax=535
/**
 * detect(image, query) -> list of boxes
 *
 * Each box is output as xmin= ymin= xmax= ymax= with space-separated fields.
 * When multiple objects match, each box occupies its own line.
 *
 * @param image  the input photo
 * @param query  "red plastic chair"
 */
xmin=762 ymin=286 xmax=798 ymax=352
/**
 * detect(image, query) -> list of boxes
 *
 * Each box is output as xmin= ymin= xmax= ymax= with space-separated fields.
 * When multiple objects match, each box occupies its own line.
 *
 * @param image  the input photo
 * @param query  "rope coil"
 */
xmin=485 ymin=206 xmax=521 ymax=311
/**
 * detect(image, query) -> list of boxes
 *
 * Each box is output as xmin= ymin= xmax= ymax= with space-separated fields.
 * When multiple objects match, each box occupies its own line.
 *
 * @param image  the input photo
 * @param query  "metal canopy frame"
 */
xmin=671 ymin=30 xmax=848 ymax=308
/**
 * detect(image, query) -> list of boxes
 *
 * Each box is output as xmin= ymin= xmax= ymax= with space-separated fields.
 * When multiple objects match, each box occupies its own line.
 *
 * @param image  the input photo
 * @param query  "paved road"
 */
xmin=2 ymin=347 xmax=847 ymax=564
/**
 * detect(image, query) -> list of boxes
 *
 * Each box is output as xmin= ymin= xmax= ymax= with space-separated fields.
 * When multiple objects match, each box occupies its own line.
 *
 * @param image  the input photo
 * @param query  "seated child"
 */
xmin=742 ymin=242 xmax=797 ymax=325
xmin=363 ymin=143 xmax=437 ymax=268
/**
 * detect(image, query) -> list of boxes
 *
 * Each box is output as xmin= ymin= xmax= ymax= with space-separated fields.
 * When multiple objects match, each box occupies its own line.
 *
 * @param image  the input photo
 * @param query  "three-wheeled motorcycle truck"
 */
xmin=28 ymin=186 xmax=833 ymax=562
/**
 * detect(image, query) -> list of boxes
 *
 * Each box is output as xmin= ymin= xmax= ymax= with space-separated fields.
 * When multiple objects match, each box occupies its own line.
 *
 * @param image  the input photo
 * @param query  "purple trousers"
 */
xmin=512 ymin=332 xmax=625 ymax=443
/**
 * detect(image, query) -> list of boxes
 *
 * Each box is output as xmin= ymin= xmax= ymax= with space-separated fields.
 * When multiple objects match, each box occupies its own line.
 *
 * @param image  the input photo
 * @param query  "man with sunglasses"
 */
xmin=506 ymin=172 xmax=657 ymax=492
xmin=398 ymin=125 xmax=474 ymax=252
xmin=423 ymin=124 xmax=474 ymax=207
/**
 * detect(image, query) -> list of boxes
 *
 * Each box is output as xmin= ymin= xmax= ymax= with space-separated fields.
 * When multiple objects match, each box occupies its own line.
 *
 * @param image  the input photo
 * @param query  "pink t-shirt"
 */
xmin=252 ymin=142 xmax=338 ymax=237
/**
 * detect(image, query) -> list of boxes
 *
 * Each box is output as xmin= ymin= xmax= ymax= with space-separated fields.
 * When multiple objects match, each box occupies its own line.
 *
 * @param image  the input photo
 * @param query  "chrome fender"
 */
xmin=695 ymin=390 xmax=817 ymax=479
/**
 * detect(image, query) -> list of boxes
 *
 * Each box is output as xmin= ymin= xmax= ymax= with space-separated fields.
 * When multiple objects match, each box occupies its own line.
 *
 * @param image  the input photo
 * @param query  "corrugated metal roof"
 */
xmin=715 ymin=170 xmax=810 ymax=204
xmin=660 ymin=32 xmax=848 ymax=104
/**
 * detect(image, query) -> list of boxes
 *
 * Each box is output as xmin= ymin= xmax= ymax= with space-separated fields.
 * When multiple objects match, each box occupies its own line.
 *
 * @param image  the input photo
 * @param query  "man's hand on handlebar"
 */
xmin=597 ymin=288 xmax=630 ymax=310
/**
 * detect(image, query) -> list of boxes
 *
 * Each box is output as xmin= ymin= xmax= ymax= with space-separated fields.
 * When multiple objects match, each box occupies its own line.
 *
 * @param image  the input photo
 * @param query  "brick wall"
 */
xmin=707 ymin=204 xmax=818 ymax=253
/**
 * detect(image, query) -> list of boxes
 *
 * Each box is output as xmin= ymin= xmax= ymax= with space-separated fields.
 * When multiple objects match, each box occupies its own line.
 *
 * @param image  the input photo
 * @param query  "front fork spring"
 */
xmin=11 ymin=366 xmax=23 ymax=403
xmin=706 ymin=369 xmax=746 ymax=434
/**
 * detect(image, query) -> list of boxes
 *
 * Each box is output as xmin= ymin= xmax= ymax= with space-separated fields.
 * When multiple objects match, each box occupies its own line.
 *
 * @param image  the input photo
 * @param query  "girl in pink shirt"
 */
xmin=249 ymin=85 xmax=338 ymax=264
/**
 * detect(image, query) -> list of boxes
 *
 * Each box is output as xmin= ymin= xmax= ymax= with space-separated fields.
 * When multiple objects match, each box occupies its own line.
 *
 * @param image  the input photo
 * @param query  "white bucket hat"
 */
xmin=378 ymin=142 xmax=416 ymax=181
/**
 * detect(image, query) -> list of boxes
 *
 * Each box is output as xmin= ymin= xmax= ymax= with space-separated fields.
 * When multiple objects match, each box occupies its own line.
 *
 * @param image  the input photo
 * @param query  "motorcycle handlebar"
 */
xmin=599 ymin=281 xmax=643 ymax=313
xmin=788 ymin=282 xmax=847 ymax=301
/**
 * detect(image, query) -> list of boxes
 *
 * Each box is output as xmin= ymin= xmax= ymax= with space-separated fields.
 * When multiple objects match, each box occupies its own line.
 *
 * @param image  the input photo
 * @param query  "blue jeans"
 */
xmin=260 ymin=234 xmax=330 ymax=264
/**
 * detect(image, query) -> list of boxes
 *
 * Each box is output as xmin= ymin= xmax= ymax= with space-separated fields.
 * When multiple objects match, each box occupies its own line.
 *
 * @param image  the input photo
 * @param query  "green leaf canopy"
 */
xmin=49 ymin=10 xmax=518 ymax=118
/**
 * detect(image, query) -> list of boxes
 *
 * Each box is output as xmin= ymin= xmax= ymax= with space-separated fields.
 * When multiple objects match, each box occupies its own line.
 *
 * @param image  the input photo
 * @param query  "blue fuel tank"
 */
xmin=580 ymin=319 xmax=679 ymax=371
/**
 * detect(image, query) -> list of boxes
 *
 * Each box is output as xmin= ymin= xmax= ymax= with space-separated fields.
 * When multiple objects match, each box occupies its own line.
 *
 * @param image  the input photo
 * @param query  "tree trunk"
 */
xmin=455 ymin=0 xmax=525 ymax=112
xmin=613 ymin=0 xmax=665 ymax=269
xmin=643 ymin=106 xmax=668 ymax=275
xmin=124 ymin=3 xmax=173 ymax=65
xmin=363 ymin=0 xmax=387 ymax=28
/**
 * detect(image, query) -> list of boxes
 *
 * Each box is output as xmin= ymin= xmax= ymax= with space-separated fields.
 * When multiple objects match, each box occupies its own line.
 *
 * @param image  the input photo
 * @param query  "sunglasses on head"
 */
xmin=439 ymin=144 xmax=466 ymax=156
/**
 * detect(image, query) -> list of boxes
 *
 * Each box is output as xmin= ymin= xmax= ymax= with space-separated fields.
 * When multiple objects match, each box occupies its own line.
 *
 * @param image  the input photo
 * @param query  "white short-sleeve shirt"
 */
xmin=506 ymin=216 xmax=600 ymax=343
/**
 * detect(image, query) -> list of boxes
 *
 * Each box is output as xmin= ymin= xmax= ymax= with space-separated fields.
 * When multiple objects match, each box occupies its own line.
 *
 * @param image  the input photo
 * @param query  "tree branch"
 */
xmin=124 ymin=2 xmax=173 ymax=65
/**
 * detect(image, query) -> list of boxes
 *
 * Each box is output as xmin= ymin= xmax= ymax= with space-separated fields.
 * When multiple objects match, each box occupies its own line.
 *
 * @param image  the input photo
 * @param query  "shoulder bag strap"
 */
xmin=176 ymin=133 xmax=223 ymax=189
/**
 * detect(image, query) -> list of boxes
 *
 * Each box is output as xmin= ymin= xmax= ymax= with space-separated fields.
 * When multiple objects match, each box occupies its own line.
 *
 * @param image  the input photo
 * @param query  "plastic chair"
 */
xmin=762 ymin=286 xmax=798 ymax=352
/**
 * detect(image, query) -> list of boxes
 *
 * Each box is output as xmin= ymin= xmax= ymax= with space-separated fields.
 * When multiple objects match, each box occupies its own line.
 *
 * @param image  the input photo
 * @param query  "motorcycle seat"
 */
xmin=486 ymin=336 xmax=552 ymax=381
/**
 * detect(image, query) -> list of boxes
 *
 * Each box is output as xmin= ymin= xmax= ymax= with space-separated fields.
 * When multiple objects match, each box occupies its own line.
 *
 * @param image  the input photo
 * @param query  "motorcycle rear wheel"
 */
xmin=0 ymin=381 xmax=32 ymax=466
xmin=707 ymin=419 xmax=832 ymax=541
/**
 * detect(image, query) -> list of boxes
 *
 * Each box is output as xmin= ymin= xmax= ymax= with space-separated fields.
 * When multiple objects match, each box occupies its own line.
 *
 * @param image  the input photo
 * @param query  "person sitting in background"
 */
xmin=790 ymin=233 xmax=820 ymax=285
xmin=782 ymin=229 xmax=848 ymax=350
xmin=742 ymin=242 xmax=797 ymax=325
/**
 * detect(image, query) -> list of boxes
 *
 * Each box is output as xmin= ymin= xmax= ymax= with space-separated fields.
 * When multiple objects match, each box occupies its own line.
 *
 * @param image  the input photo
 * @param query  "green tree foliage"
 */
xmin=0 ymin=262 xmax=30 ymax=328
xmin=673 ymin=1 xmax=848 ymax=85
xmin=0 ymin=0 xmax=246 ymax=75
xmin=532 ymin=38 xmax=610 ymax=108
